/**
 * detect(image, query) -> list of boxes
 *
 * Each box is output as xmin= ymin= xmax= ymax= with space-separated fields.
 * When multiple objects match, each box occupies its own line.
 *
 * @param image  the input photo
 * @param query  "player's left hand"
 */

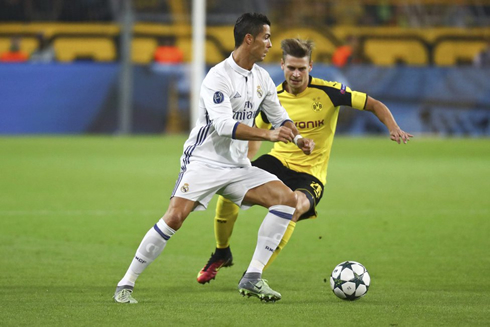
xmin=390 ymin=127 xmax=413 ymax=144
xmin=297 ymin=137 xmax=315 ymax=155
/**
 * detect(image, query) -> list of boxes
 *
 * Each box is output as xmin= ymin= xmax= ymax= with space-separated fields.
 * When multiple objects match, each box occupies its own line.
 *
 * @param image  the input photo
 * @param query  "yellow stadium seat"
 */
xmin=132 ymin=38 xmax=158 ymax=64
xmin=364 ymin=39 xmax=428 ymax=66
xmin=0 ymin=38 xmax=12 ymax=54
xmin=207 ymin=26 xmax=234 ymax=51
xmin=176 ymin=37 xmax=227 ymax=64
xmin=206 ymin=39 xmax=227 ymax=64
xmin=176 ymin=37 xmax=192 ymax=62
xmin=265 ymin=28 xmax=337 ymax=64
xmin=0 ymin=37 xmax=39 ymax=56
xmin=53 ymin=37 xmax=116 ymax=62
xmin=434 ymin=40 xmax=487 ymax=66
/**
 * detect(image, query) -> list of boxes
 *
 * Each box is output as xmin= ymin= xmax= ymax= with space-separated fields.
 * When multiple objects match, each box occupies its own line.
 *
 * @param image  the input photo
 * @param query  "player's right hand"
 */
xmin=268 ymin=126 xmax=294 ymax=143
xmin=390 ymin=127 xmax=413 ymax=144
xmin=297 ymin=137 xmax=315 ymax=155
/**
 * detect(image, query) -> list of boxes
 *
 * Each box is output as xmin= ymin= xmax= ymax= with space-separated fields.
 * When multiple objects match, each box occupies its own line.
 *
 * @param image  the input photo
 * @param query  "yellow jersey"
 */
xmin=256 ymin=76 xmax=367 ymax=185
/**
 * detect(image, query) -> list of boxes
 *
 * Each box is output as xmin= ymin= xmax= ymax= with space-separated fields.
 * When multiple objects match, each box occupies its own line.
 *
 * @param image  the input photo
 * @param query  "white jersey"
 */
xmin=179 ymin=53 xmax=291 ymax=170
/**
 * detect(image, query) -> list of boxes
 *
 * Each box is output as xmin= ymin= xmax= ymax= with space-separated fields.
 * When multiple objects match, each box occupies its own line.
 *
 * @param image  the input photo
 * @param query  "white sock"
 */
xmin=117 ymin=219 xmax=175 ymax=287
xmin=246 ymin=205 xmax=295 ymax=274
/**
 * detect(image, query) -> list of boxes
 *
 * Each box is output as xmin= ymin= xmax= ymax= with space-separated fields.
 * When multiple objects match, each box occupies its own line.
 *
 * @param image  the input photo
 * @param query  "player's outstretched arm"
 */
xmin=234 ymin=122 xmax=314 ymax=154
xmin=234 ymin=122 xmax=294 ymax=143
xmin=365 ymin=96 xmax=413 ymax=144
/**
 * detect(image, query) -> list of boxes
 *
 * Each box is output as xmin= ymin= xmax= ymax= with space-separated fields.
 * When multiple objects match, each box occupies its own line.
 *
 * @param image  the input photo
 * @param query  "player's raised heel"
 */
xmin=238 ymin=276 xmax=282 ymax=302
xmin=197 ymin=248 xmax=233 ymax=284
xmin=114 ymin=286 xmax=138 ymax=304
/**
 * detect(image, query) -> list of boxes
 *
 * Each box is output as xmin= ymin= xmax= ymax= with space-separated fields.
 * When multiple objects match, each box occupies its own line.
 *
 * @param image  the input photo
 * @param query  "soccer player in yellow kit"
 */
xmin=197 ymin=38 xmax=413 ymax=284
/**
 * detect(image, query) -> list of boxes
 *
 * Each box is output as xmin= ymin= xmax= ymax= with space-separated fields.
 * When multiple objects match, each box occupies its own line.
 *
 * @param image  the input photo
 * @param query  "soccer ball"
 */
xmin=329 ymin=261 xmax=370 ymax=300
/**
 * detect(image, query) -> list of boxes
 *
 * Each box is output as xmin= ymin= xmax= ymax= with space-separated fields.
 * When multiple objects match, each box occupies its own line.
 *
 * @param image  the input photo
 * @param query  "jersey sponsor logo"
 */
xmin=257 ymin=85 xmax=263 ymax=98
xmin=340 ymin=84 xmax=346 ymax=94
xmin=310 ymin=181 xmax=322 ymax=198
xmin=295 ymin=119 xmax=324 ymax=129
xmin=213 ymin=91 xmax=224 ymax=104
xmin=233 ymin=101 xmax=255 ymax=120
xmin=181 ymin=183 xmax=189 ymax=193
xmin=244 ymin=100 xmax=253 ymax=109
xmin=233 ymin=109 xmax=256 ymax=121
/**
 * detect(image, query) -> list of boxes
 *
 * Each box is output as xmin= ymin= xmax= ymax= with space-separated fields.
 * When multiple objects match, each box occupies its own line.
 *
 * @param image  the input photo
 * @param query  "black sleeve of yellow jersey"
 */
xmin=260 ymin=111 xmax=270 ymax=124
xmin=310 ymin=84 xmax=355 ymax=107
xmin=254 ymin=111 xmax=273 ymax=130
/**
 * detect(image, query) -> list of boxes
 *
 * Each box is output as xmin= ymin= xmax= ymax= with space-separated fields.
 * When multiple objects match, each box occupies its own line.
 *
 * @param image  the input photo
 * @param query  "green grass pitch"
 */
xmin=0 ymin=136 xmax=489 ymax=326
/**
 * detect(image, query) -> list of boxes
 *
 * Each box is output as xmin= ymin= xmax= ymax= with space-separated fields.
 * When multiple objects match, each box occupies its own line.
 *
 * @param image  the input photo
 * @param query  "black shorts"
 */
xmin=252 ymin=154 xmax=324 ymax=220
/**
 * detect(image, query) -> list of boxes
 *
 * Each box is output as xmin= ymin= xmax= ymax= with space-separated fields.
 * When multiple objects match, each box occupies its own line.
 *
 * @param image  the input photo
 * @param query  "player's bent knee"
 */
xmin=288 ymin=190 xmax=298 ymax=207
xmin=162 ymin=208 xmax=188 ymax=230
xmin=277 ymin=188 xmax=297 ymax=208
xmin=162 ymin=197 xmax=195 ymax=230
xmin=244 ymin=181 xmax=297 ymax=208
xmin=296 ymin=192 xmax=310 ymax=213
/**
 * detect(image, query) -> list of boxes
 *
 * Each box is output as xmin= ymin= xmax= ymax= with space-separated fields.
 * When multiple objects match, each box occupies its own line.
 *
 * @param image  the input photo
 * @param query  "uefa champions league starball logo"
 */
xmin=213 ymin=91 xmax=224 ymax=104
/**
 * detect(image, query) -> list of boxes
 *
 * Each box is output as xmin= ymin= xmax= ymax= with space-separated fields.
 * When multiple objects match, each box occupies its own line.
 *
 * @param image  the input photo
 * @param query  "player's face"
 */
xmin=250 ymin=25 xmax=272 ymax=62
xmin=281 ymin=54 xmax=312 ymax=95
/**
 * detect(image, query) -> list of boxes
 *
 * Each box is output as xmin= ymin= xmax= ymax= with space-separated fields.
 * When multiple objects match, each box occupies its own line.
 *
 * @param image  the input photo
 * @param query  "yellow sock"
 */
xmin=214 ymin=196 xmax=239 ymax=249
xmin=264 ymin=220 xmax=296 ymax=270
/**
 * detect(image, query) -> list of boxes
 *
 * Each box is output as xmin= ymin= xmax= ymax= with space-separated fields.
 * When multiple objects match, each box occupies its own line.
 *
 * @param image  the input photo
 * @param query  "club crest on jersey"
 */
xmin=181 ymin=183 xmax=189 ymax=193
xmin=312 ymin=97 xmax=323 ymax=112
xmin=256 ymin=85 xmax=263 ymax=98
xmin=213 ymin=91 xmax=224 ymax=104
xmin=340 ymin=84 xmax=346 ymax=94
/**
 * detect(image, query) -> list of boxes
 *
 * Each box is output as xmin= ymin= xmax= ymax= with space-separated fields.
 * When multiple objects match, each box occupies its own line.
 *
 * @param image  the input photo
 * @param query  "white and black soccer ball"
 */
xmin=329 ymin=261 xmax=371 ymax=300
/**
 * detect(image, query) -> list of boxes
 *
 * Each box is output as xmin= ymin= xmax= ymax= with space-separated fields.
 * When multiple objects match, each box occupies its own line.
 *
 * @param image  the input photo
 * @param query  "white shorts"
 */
xmin=171 ymin=161 xmax=280 ymax=211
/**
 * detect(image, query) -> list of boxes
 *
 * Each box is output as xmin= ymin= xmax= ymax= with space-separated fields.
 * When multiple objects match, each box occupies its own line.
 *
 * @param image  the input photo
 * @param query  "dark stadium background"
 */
xmin=1 ymin=0 xmax=489 ymax=136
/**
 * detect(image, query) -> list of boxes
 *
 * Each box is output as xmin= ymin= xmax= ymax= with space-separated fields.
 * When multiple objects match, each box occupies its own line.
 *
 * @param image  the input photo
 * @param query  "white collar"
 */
xmin=226 ymin=52 xmax=253 ymax=77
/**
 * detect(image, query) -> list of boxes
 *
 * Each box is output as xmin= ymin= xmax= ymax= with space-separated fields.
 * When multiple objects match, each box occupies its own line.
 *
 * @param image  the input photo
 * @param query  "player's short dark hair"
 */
xmin=233 ymin=13 xmax=271 ymax=49
xmin=281 ymin=38 xmax=315 ymax=61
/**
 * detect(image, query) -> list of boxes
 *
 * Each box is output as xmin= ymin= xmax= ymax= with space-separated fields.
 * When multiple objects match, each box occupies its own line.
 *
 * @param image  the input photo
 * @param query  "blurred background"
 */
xmin=0 ymin=0 xmax=489 ymax=136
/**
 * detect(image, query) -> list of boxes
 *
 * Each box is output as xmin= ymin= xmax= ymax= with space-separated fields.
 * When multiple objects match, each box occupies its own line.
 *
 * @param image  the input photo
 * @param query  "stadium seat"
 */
xmin=205 ymin=39 xmax=228 ymax=64
xmin=207 ymin=26 xmax=234 ymax=51
xmin=0 ymin=37 xmax=39 ymax=56
xmin=434 ymin=40 xmax=487 ymax=66
xmin=265 ymin=28 xmax=337 ymax=63
xmin=176 ymin=37 xmax=227 ymax=64
xmin=53 ymin=37 xmax=116 ymax=62
xmin=364 ymin=39 xmax=428 ymax=66
xmin=132 ymin=37 xmax=158 ymax=64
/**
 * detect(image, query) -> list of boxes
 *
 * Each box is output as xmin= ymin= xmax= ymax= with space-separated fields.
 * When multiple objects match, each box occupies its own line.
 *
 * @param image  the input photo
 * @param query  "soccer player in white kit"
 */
xmin=113 ymin=13 xmax=315 ymax=303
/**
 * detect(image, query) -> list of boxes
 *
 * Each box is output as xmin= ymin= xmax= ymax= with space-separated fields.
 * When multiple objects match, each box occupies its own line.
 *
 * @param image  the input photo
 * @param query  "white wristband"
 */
xmin=293 ymin=134 xmax=303 ymax=146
